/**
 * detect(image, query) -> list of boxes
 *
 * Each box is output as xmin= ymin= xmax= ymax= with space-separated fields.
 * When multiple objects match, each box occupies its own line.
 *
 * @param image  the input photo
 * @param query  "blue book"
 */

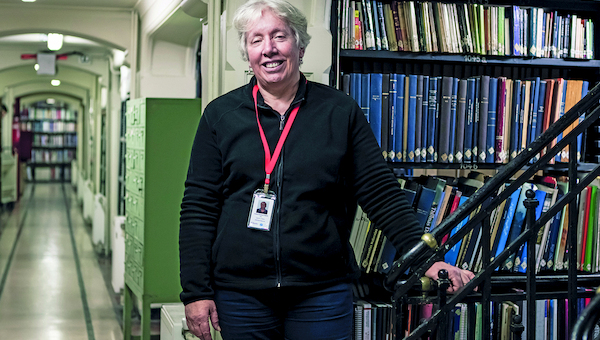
xmin=579 ymin=81 xmax=590 ymax=161
xmin=415 ymin=75 xmax=424 ymax=163
xmin=393 ymin=74 xmax=406 ymax=162
xmin=510 ymin=80 xmax=522 ymax=160
xmin=438 ymin=76 xmax=454 ymax=163
xmin=464 ymin=78 xmax=476 ymax=163
xmin=381 ymin=74 xmax=391 ymax=161
xmin=444 ymin=195 xmax=470 ymax=266
xmin=555 ymin=80 xmax=568 ymax=162
xmin=350 ymin=73 xmax=361 ymax=104
xmin=486 ymin=77 xmax=498 ymax=163
xmin=478 ymin=75 xmax=490 ymax=163
xmin=421 ymin=76 xmax=430 ymax=163
xmin=472 ymin=77 xmax=481 ymax=162
xmin=502 ymin=185 xmax=530 ymax=271
xmin=455 ymin=79 xmax=468 ymax=164
xmin=535 ymin=80 xmax=547 ymax=143
xmin=389 ymin=74 xmax=399 ymax=161
xmin=407 ymin=74 xmax=418 ymax=162
xmin=360 ymin=74 xmax=371 ymax=123
xmin=415 ymin=186 xmax=436 ymax=231
xmin=529 ymin=77 xmax=541 ymax=145
xmin=427 ymin=77 xmax=438 ymax=162
xmin=494 ymin=187 xmax=522 ymax=260
xmin=369 ymin=73 xmax=383 ymax=147
xmin=512 ymin=6 xmax=521 ymax=56
xmin=449 ymin=78 xmax=459 ymax=163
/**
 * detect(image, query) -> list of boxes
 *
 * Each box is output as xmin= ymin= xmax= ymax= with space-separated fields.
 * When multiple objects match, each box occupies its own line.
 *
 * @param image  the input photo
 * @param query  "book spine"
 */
xmin=376 ymin=1 xmax=389 ymax=50
xmin=464 ymin=78 xmax=476 ymax=163
xmin=449 ymin=78 xmax=459 ymax=163
xmin=406 ymin=75 xmax=418 ymax=162
xmin=510 ymin=80 xmax=522 ymax=161
xmin=438 ymin=76 xmax=453 ymax=163
xmin=478 ymin=75 xmax=490 ymax=163
xmin=495 ymin=77 xmax=507 ymax=163
xmin=381 ymin=74 xmax=390 ymax=161
xmin=394 ymin=74 xmax=406 ymax=162
xmin=369 ymin=73 xmax=383 ymax=148
xmin=455 ymin=79 xmax=468 ymax=164
xmin=427 ymin=77 xmax=438 ymax=162
xmin=472 ymin=77 xmax=481 ymax=162
xmin=389 ymin=74 xmax=398 ymax=161
xmin=487 ymin=77 xmax=498 ymax=163
xmin=421 ymin=76 xmax=430 ymax=163
xmin=360 ymin=74 xmax=371 ymax=123
xmin=415 ymin=75 xmax=424 ymax=163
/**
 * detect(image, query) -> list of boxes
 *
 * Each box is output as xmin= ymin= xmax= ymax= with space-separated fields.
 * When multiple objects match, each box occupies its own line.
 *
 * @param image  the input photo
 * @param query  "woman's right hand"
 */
xmin=185 ymin=299 xmax=221 ymax=340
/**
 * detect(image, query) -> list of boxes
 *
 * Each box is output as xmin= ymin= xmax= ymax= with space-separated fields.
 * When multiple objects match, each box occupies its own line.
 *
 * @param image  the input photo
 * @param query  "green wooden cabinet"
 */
xmin=123 ymin=97 xmax=201 ymax=340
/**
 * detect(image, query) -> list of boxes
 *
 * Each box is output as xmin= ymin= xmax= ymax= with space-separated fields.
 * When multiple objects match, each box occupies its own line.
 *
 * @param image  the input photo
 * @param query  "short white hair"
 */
xmin=232 ymin=0 xmax=311 ymax=61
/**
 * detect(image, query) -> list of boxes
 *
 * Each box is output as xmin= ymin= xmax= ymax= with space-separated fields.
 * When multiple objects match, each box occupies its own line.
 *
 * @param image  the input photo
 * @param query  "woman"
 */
xmin=179 ymin=1 xmax=474 ymax=339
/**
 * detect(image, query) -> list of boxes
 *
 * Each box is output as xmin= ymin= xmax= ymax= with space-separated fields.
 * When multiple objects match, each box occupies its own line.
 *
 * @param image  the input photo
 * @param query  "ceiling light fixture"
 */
xmin=34 ymin=64 xmax=40 ymax=71
xmin=51 ymin=79 xmax=61 ymax=86
xmin=47 ymin=33 xmax=63 ymax=51
xmin=22 ymin=0 xmax=36 ymax=2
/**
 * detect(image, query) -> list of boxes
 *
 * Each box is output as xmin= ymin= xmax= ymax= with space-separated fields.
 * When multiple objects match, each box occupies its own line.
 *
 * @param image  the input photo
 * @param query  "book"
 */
xmin=414 ymin=75 xmax=424 ymax=162
xmin=406 ymin=74 xmax=418 ymax=162
xmin=426 ymin=77 xmax=438 ymax=162
xmin=464 ymin=77 xmax=476 ymax=163
xmin=472 ymin=76 xmax=481 ymax=162
xmin=478 ymin=75 xmax=490 ymax=163
xmin=438 ymin=76 xmax=453 ymax=163
xmin=449 ymin=77 xmax=459 ymax=163
xmin=455 ymin=79 xmax=468 ymax=163
xmin=421 ymin=75 xmax=429 ymax=163
xmin=485 ymin=77 xmax=498 ymax=163
xmin=502 ymin=184 xmax=530 ymax=271
xmin=381 ymin=73 xmax=390 ymax=161
xmin=510 ymin=79 xmax=522 ymax=160
xmin=369 ymin=73 xmax=383 ymax=149
xmin=493 ymin=186 xmax=522 ymax=261
xmin=393 ymin=74 xmax=406 ymax=162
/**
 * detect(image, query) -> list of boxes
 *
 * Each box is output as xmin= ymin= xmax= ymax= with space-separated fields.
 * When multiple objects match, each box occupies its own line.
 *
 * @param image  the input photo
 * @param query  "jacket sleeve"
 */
xmin=346 ymin=102 xmax=422 ymax=255
xmin=179 ymin=110 xmax=223 ymax=305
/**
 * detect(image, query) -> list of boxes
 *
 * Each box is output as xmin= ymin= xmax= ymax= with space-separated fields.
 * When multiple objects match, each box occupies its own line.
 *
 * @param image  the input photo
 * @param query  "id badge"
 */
xmin=247 ymin=189 xmax=276 ymax=231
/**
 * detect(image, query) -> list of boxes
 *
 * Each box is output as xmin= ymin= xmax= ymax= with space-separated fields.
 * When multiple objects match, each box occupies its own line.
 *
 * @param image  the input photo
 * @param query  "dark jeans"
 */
xmin=214 ymin=282 xmax=353 ymax=340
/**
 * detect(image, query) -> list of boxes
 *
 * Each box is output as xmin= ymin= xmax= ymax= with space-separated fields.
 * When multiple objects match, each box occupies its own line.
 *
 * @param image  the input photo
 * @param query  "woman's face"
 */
xmin=246 ymin=10 xmax=304 ymax=88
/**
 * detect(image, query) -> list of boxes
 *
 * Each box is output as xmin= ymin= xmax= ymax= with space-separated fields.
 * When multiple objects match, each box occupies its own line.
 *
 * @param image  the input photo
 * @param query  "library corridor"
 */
xmin=0 ymin=183 xmax=122 ymax=340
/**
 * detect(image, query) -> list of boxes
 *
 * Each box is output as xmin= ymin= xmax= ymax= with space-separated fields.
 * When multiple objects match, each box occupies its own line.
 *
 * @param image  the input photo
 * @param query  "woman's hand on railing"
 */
xmin=425 ymin=261 xmax=476 ymax=294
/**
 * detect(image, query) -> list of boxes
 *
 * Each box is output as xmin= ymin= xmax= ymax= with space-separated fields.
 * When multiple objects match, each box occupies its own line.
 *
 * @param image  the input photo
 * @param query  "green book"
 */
xmin=478 ymin=4 xmax=485 ymax=54
xmin=584 ymin=185 xmax=597 ymax=271
xmin=498 ymin=6 xmax=505 ymax=55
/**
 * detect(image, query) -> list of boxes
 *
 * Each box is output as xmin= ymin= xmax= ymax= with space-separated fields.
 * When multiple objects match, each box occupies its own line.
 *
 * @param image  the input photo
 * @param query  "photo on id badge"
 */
xmin=247 ymin=191 xmax=275 ymax=231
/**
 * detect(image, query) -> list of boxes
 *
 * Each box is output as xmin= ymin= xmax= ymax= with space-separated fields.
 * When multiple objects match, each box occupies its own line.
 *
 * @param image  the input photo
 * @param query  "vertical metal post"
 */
xmin=523 ymin=189 xmax=539 ymax=340
xmin=568 ymin=140 xmax=579 ymax=335
xmin=437 ymin=269 xmax=451 ymax=340
xmin=481 ymin=215 xmax=491 ymax=340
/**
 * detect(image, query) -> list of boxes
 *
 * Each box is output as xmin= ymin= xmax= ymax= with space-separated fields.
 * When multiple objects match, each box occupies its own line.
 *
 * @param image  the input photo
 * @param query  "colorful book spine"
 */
xmin=421 ymin=76 xmax=430 ymax=163
xmin=369 ymin=73 xmax=383 ymax=148
xmin=478 ymin=75 xmax=490 ymax=163
xmin=486 ymin=77 xmax=498 ymax=163
xmin=464 ymin=78 xmax=476 ymax=163
xmin=438 ymin=76 xmax=453 ymax=163
xmin=389 ymin=74 xmax=398 ymax=161
xmin=407 ymin=74 xmax=418 ymax=162
xmin=360 ymin=73 xmax=371 ymax=123
xmin=394 ymin=74 xmax=406 ymax=162
xmin=427 ymin=77 xmax=438 ymax=162
xmin=472 ymin=77 xmax=481 ymax=162
xmin=510 ymin=79 xmax=522 ymax=160
xmin=381 ymin=73 xmax=391 ymax=161
xmin=449 ymin=78 xmax=459 ymax=163
xmin=415 ymin=75 xmax=424 ymax=162
xmin=495 ymin=77 xmax=507 ymax=163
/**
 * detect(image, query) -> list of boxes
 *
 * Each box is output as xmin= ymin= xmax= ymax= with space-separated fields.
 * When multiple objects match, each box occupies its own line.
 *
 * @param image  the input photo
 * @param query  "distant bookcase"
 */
xmin=20 ymin=106 xmax=77 ymax=182
xmin=122 ymin=97 xmax=201 ymax=340
xmin=332 ymin=0 xmax=600 ymax=338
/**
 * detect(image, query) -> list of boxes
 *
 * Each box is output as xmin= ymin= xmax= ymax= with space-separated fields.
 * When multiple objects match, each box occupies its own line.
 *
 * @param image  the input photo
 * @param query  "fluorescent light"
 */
xmin=51 ymin=79 xmax=61 ymax=86
xmin=47 ymin=33 xmax=63 ymax=51
xmin=34 ymin=63 xmax=40 ymax=71
xmin=22 ymin=0 xmax=36 ymax=2
xmin=46 ymin=98 xmax=56 ymax=104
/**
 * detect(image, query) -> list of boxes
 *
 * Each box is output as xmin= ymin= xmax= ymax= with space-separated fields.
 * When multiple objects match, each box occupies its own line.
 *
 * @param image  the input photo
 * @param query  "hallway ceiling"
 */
xmin=0 ymin=0 xmax=138 ymax=8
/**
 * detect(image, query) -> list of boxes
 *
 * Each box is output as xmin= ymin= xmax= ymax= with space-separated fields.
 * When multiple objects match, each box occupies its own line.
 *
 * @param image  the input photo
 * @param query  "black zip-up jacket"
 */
xmin=179 ymin=74 xmax=421 ymax=305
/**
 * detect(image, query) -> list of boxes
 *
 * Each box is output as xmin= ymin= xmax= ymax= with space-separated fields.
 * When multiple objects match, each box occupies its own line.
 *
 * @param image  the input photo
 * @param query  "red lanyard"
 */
xmin=253 ymin=85 xmax=300 ymax=192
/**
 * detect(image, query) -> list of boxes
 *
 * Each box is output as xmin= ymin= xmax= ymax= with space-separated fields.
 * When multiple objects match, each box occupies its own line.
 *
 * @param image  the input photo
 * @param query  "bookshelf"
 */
xmin=332 ymin=0 xmax=600 ymax=338
xmin=19 ymin=105 xmax=77 ymax=182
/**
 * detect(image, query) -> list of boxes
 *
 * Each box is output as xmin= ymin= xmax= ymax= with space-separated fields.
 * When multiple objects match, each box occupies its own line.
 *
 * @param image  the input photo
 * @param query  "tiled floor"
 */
xmin=0 ymin=183 xmax=122 ymax=340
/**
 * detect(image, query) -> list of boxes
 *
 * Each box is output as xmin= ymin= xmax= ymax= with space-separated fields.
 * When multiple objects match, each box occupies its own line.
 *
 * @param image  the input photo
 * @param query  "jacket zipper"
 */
xmin=275 ymin=114 xmax=286 ymax=288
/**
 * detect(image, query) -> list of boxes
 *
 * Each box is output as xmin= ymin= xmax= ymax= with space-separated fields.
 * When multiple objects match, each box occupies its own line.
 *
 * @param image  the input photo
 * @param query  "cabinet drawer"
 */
xmin=125 ymin=215 xmax=144 ymax=242
xmin=125 ymin=191 xmax=144 ymax=221
xmin=125 ymin=260 xmax=144 ymax=295
xmin=125 ymin=172 xmax=144 ymax=197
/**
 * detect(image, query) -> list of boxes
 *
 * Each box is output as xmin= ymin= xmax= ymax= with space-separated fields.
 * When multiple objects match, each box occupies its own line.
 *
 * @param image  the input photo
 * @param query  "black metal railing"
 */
xmin=572 ymin=287 xmax=600 ymax=340
xmin=385 ymin=82 xmax=600 ymax=339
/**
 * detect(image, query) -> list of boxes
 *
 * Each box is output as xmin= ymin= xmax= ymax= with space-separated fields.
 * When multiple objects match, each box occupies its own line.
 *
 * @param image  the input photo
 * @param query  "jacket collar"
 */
xmin=247 ymin=73 xmax=308 ymax=113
